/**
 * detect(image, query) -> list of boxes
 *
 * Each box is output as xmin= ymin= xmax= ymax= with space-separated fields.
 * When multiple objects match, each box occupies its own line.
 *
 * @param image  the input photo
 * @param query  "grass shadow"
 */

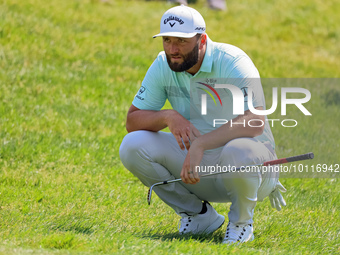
xmin=322 ymin=89 xmax=340 ymax=106
xmin=49 ymin=220 xmax=95 ymax=235
xmin=134 ymin=229 xmax=225 ymax=244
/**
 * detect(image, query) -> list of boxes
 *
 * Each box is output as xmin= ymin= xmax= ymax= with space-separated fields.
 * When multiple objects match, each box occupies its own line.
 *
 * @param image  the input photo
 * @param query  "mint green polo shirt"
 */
xmin=132 ymin=37 xmax=275 ymax=149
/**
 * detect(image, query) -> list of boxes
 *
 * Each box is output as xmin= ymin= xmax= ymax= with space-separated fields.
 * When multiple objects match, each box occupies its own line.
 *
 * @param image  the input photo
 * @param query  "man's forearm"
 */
xmin=195 ymin=110 xmax=265 ymax=151
xmin=126 ymin=109 xmax=175 ymax=133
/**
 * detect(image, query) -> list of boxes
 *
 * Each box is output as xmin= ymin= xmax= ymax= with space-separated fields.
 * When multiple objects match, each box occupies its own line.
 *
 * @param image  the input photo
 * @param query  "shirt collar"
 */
xmin=198 ymin=36 xmax=213 ymax=74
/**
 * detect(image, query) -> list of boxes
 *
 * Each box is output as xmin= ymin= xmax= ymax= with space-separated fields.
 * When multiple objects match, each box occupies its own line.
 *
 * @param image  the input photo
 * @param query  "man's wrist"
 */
xmin=162 ymin=109 xmax=176 ymax=127
xmin=192 ymin=136 xmax=207 ymax=151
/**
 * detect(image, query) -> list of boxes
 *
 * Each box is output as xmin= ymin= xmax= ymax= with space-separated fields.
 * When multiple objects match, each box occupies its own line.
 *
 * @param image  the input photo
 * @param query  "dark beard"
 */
xmin=166 ymin=43 xmax=199 ymax=72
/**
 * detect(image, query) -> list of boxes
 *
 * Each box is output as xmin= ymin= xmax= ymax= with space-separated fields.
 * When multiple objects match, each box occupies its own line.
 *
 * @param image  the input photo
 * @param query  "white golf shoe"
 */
xmin=178 ymin=202 xmax=225 ymax=235
xmin=222 ymin=221 xmax=254 ymax=244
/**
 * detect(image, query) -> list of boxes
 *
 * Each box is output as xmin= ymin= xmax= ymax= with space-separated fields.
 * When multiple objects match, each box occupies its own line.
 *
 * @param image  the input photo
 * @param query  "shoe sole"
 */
xmin=203 ymin=214 xmax=225 ymax=234
xmin=249 ymin=233 xmax=254 ymax=242
xmin=222 ymin=233 xmax=254 ymax=244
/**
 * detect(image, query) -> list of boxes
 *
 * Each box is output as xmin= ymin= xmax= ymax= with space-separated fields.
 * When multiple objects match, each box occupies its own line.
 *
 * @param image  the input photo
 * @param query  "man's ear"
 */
xmin=199 ymin=34 xmax=207 ymax=49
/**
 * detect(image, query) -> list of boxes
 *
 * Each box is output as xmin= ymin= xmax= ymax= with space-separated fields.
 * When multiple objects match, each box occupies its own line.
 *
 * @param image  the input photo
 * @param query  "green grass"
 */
xmin=0 ymin=0 xmax=339 ymax=254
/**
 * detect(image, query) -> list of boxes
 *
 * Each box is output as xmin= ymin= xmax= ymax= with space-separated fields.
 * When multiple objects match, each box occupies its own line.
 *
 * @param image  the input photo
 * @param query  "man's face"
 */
xmin=163 ymin=36 xmax=200 ymax=72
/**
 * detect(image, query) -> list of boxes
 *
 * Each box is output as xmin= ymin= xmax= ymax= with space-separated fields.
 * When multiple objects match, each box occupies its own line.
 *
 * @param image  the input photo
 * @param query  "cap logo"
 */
xmin=195 ymin=27 xmax=205 ymax=31
xmin=164 ymin=16 xmax=184 ymax=27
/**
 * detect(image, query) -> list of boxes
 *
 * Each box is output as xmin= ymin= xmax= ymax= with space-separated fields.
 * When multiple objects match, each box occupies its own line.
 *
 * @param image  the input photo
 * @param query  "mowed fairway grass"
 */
xmin=0 ymin=0 xmax=339 ymax=254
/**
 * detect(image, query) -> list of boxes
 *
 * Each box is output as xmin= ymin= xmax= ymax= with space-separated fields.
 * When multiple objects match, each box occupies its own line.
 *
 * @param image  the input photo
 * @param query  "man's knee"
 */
xmin=220 ymin=138 xmax=267 ymax=167
xmin=119 ymin=131 xmax=149 ymax=168
xmin=120 ymin=130 xmax=176 ymax=169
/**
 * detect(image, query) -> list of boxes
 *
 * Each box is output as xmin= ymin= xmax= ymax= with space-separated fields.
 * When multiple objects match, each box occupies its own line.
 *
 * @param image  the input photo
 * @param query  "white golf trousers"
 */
xmin=119 ymin=131 xmax=279 ymax=225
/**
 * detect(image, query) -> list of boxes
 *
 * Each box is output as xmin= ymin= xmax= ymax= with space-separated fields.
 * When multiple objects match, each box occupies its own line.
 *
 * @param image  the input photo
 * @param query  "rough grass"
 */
xmin=0 ymin=0 xmax=339 ymax=254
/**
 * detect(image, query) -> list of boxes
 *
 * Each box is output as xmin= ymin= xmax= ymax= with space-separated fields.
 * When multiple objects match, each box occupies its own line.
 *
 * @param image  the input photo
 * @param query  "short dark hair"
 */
xmin=195 ymin=34 xmax=202 ymax=40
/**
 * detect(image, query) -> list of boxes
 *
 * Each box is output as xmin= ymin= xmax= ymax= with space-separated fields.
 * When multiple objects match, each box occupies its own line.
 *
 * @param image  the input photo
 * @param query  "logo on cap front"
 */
xmin=164 ymin=15 xmax=184 ymax=27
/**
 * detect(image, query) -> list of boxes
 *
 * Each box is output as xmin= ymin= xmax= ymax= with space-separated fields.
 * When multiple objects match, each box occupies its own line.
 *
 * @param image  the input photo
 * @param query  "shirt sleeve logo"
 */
xmin=138 ymin=86 xmax=146 ymax=95
xmin=136 ymin=86 xmax=146 ymax=100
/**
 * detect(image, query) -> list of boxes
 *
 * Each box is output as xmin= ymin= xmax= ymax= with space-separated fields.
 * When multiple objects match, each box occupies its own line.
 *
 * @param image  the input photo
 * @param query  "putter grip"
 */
xmin=263 ymin=152 xmax=314 ymax=166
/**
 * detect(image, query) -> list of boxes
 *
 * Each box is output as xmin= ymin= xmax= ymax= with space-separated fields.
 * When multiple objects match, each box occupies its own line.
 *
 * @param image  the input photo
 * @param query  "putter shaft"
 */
xmin=147 ymin=152 xmax=314 ymax=205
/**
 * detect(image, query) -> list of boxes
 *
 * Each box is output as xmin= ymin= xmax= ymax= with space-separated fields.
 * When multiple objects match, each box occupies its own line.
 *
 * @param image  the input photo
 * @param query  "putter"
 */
xmin=147 ymin=152 xmax=314 ymax=205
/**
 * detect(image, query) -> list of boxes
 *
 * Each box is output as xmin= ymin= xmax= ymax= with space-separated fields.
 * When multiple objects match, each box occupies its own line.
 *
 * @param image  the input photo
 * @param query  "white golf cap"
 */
xmin=153 ymin=5 xmax=206 ymax=38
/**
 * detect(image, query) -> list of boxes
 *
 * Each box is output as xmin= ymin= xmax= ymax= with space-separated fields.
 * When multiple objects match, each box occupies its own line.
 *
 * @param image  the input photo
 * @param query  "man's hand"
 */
xmin=180 ymin=140 xmax=204 ymax=184
xmin=165 ymin=111 xmax=201 ymax=150
xmin=269 ymin=181 xmax=287 ymax=211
